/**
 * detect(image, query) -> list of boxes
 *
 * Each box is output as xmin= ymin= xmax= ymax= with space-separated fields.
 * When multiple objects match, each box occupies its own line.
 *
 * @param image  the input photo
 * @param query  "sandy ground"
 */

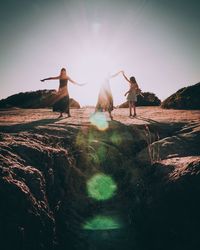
xmin=0 ymin=107 xmax=199 ymax=127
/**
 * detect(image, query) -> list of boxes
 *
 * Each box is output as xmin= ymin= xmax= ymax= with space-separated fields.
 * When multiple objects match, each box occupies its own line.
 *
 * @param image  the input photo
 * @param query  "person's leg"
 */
xmin=66 ymin=96 xmax=71 ymax=117
xmin=129 ymin=101 xmax=132 ymax=116
xmin=58 ymin=112 xmax=63 ymax=118
xmin=133 ymin=102 xmax=136 ymax=116
xmin=109 ymin=110 xmax=113 ymax=120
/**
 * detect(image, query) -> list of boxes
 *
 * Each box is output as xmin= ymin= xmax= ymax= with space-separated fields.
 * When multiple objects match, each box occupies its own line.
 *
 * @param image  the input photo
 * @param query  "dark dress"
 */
xmin=53 ymin=79 xmax=70 ymax=113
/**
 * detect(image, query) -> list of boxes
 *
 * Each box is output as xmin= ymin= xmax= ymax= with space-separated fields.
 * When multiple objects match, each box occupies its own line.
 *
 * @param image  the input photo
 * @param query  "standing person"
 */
xmin=122 ymin=71 xmax=141 ymax=117
xmin=41 ymin=68 xmax=85 ymax=118
xmin=95 ymin=71 xmax=121 ymax=120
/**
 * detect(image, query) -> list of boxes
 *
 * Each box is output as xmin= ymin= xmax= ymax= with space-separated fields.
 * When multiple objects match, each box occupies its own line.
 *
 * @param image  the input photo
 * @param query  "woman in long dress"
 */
xmin=122 ymin=71 xmax=141 ymax=117
xmin=95 ymin=71 xmax=121 ymax=120
xmin=41 ymin=68 xmax=84 ymax=118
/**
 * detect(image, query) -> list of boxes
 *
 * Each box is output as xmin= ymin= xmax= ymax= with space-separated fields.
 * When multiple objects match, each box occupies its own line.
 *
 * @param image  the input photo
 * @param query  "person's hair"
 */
xmin=60 ymin=68 xmax=67 ymax=77
xmin=130 ymin=76 xmax=136 ymax=83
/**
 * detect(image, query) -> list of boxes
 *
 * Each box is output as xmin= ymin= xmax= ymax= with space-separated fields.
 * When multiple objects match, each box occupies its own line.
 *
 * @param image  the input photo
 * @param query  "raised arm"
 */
xmin=40 ymin=76 xmax=60 ymax=82
xmin=110 ymin=70 xmax=123 ymax=78
xmin=121 ymin=72 xmax=131 ymax=83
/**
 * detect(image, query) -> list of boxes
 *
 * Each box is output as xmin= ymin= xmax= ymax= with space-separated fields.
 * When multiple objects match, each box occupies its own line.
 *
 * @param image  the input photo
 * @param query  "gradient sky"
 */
xmin=0 ymin=0 xmax=199 ymax=106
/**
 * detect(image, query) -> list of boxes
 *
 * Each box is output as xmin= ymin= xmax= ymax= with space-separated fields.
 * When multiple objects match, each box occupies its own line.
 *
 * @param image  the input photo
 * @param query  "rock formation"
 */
xmin=119 ymin=92 xmax=161 ymax=108
xmin=0 ymin=115 xmax=199 ymax=250
xmin=0 ymin=90 xmax=80 ymax=109
xmin=161 ymin=82 xmax=200 ymax=109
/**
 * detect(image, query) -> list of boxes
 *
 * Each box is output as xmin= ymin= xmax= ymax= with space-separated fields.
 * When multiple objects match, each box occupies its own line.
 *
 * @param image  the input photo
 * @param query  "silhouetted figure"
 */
xmin=95 ymin=71 xmax=121 ymax=120
xmin=41 ymin=68 xmax=85 ymax=118
xmin=122 ymin=71 xmax=142 ymax=117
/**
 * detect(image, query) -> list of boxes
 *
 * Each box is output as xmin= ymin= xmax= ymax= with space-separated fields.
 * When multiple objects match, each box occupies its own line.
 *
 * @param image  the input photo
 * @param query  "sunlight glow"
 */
xmin=68 ymin=47 xmax=122 ymax=106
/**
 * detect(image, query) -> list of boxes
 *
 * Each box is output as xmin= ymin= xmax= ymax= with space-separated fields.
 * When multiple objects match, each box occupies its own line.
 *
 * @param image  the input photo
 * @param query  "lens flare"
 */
xmin=110 ymin=132 xmax=122 ymax=146
xmin=96 ymin=145 xmax=107 ymax=162
xmin=83 ymin=215 xmax=122 ymax=230
xmin=89 ymin=112 xmax=109 ymax=131
xmin=87 ymin=173 xmax=117 ymax=201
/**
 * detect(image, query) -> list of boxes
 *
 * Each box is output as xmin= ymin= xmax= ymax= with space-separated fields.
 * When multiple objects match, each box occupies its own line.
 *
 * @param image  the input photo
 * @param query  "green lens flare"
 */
xmin=87 ymin=173 xmax=117 ymax=201
xmin=110 ymin=132 xmax=122 ymax=145
xmin=96 ymin=145 xmax=107 ymax=162
xmin=83 ymin=215 xmax=122 ymax=230
xmin=89 ymin=112 xmax=109 ymax=131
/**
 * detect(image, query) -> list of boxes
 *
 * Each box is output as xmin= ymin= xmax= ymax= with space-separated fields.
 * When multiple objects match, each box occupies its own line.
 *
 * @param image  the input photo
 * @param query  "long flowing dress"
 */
xmin=95 ymin=76 xmax=113 ymax=112
xmin=53 ymin=79 xmax=70 ymax=114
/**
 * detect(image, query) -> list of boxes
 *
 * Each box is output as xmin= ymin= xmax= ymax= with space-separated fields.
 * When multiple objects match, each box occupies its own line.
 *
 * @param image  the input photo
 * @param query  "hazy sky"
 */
xmin=0 ymin=0 xmax=199 ymax=106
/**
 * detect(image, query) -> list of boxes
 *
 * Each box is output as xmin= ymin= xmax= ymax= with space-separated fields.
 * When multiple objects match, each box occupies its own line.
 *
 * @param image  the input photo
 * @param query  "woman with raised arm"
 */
xmin=41 ymin=68 xmax=85 ymax=118
xmin=95 ymin=71 xmax=121 ymax=120
xmin=121 ymin=71 xmax=142 ymax=117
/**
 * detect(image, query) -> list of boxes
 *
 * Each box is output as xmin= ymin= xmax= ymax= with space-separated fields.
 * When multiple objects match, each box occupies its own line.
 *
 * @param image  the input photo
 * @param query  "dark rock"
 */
xmin=136 ymin=122 xmax=200 ymax=165
xmin=161 ymin=82 xmax=200 ymax=109
xmin=119 ymin=92 xmax=161 ymax=108
xmin=0 ymin=166 xmax=55 ymax=250
xmin=142 ymin=156 xmax=200 ymax=250
xmin=0 ymin=89 xmax=80 ymax=109
xmin=69 ymin=98 xmax=81 ymax=109
xmin=0 ymin=116 xmax=199 ymax=250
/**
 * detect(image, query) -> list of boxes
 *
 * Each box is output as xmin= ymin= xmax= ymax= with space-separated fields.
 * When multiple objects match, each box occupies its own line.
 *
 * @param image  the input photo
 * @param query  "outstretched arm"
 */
xmin=124 ymin=90 xmax=130 ymax=96
xmin=136 ymin=87 xmax=144 ymax=97
xmin=67 ymin=76 xmax=86 ymax=86
xmin=41 ymin=76 xmax=60 ymax=82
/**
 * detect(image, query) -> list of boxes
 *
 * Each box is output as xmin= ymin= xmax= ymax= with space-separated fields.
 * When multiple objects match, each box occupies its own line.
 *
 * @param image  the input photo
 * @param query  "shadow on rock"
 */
xmin=0 ymin=119 xmax=199 ymax=250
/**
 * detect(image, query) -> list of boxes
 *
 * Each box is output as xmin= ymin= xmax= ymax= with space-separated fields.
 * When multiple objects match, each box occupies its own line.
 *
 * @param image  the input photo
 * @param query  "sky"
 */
xmin=0 ymin=0 xmax=199 ymax=106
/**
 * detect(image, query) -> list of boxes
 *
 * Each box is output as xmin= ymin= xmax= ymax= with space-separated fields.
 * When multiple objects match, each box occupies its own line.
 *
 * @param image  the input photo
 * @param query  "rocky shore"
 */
xmin=0 ymin=107 xmax=199 ymax=250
